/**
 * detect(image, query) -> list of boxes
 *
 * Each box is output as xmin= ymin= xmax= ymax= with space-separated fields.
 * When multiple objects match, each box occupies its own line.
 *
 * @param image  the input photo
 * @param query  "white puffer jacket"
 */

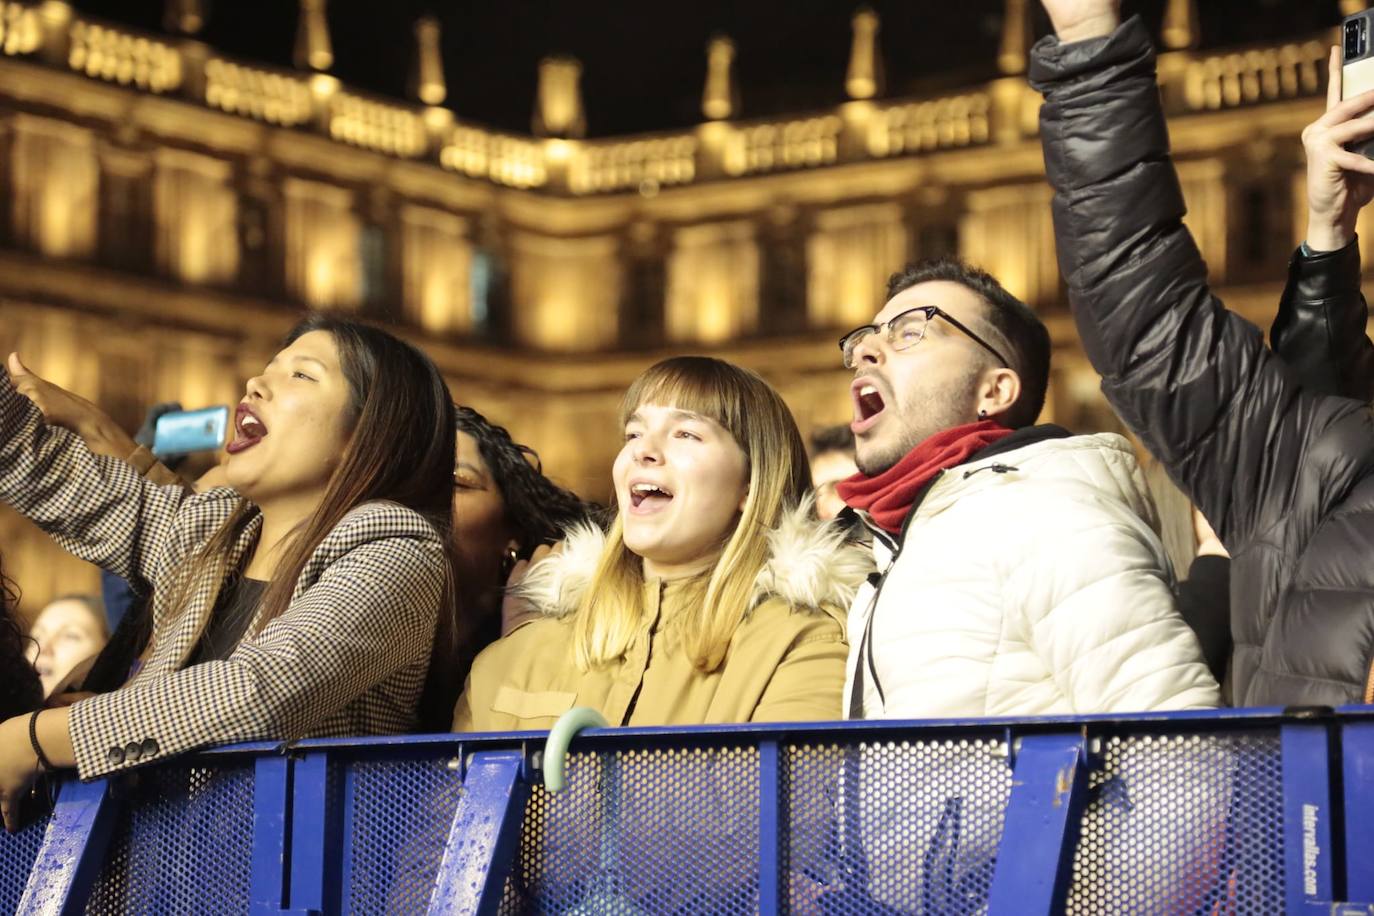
xmin=844 ymin=429 xmax=1221 ymax=718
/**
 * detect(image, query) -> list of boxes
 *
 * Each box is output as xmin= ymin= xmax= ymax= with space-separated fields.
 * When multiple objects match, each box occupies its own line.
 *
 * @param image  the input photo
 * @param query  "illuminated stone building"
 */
xmin=0 ymin=0 xmax=1356 ymax=614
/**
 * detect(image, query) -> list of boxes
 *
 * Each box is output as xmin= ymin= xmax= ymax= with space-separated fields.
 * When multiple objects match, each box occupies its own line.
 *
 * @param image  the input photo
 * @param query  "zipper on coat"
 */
xmin=962 ymin=462 xmax=1018 ymax=480
xmin=849 ymin=575 xmax=885 ymax=717
xmin=851 ymin=470 xmax=944 ymax=716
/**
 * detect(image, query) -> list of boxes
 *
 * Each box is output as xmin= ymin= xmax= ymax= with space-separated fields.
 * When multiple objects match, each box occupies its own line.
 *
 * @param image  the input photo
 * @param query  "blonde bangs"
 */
xmin=620 ymin=358 xmax=750 ymax=451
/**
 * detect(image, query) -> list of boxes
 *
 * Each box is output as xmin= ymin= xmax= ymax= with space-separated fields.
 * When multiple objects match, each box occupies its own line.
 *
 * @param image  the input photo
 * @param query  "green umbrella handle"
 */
xmin=543 ymin=707 xmax=609 ymax=793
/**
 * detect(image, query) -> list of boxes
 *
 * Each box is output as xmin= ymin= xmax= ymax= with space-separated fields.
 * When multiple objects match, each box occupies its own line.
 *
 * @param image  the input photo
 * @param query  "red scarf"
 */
xmin=836 ymin=419 xmax=1013 ymax=535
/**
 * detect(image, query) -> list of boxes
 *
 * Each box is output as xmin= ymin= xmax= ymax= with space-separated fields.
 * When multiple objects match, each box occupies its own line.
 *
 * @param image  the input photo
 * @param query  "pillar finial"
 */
xmin=1162 ymin=0 xmax=1199 ymax=50
xmin=846 ymin=7 xmax=884 ymax=100
xmin=413 ymin=16 xmax=446 ymax=106
xmin=163 ymin=0 xmax=204 ymax=35
xmin=533 ymin=56 xmax=586 ymax=138
xmin=998 ymin=0 xmax=1031 ymax=75
xmin=294 ymin=0 xmax=333 ymax=72
xmin=702 ymin=34 xmax=737 ymax=120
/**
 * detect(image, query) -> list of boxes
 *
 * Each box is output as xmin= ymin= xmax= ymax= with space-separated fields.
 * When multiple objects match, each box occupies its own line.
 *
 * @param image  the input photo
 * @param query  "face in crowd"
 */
xmin=810 ymin=447 xmax=858 ymax=521
xmin=614 ymin=403 xmax=750 ymax=578
xmin=847 ymin=280 xmax=1021 ymax=476
xmin=226 ymin=330 xmax=354 ymax=510
xmin=450 ymin=429 xmax=516 ymax=595
xmin=26 ymin=596 xmax=107 ymax=696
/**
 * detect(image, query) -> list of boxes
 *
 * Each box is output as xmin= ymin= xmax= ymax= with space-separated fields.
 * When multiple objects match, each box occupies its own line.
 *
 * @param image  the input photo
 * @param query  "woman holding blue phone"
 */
xmin=6 ymin=364 xmax=600 ymax=728
xmin=0 ymin=315 xmax=456 ymax=832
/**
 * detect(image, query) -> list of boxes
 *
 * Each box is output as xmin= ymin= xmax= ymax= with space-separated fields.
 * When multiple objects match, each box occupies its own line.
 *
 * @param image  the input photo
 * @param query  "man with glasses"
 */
xmin=835 ymin=257 xmax=1218 ymax=720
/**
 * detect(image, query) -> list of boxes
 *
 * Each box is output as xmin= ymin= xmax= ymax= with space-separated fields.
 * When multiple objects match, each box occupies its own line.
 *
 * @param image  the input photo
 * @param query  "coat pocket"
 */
xmin=491 ymin=685 xmax=576 ymax=720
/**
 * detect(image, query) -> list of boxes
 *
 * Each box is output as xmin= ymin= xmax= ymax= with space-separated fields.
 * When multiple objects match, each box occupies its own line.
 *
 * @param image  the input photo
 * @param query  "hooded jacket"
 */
xmin=846 ymin=428 xmax=1221 ymax=718
xmin=451 ymin=504 xmax=872 ymax=731
xmin=1030 ymin=17 xmax=1374 ymax=706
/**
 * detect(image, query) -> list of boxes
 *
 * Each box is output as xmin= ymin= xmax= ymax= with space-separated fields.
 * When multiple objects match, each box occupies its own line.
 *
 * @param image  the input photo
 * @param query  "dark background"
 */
xmin=74 ymin=0 xmax=1344 ymax=136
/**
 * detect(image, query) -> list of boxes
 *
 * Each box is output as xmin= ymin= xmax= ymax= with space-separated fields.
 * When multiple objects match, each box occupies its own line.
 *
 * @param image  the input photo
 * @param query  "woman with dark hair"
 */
xmin=0 ymin=557 xmax=42 ymax=722
xmin=452 ymin=406 xmax=595 ymax=636
xmin=417 ymin=406 xmax=596 ymax=731
xmin=0 ymin=369 xmax=594 ymax=730
xmin=0 ymin=315 xmax=456 ymax=831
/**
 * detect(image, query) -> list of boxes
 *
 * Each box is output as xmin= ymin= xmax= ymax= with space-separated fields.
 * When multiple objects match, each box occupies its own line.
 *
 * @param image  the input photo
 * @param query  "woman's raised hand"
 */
xmin=7 ymin=353 xmax=138 ymax=460
xmin=1039 ymin=0 xmax=1120 ymax=43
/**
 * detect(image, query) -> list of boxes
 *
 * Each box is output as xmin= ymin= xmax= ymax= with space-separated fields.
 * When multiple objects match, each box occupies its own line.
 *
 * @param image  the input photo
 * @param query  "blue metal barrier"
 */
xmin=1 ymin=800 xmax=49 ymax=915
xmin=15 ymin=777 xmax=116 ymax=915
xmin=3 ymin=706 xmax=1372 ymax=915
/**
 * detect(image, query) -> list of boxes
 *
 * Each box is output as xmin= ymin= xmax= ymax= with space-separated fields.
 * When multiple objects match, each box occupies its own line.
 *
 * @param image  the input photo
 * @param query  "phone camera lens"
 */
xmin=1349 ymin=19 xmax=1368 ymax=59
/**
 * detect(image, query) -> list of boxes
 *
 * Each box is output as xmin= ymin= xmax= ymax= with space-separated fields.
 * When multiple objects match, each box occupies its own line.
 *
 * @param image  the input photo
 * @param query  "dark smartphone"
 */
xmin=152 ymin=405 xmax=229 ymax=458
xmin=1343 ymin=10 xmax=1374 ymax=159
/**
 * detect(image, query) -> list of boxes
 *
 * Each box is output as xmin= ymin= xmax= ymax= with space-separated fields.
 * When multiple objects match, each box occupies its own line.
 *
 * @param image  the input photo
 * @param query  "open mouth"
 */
xmin=851 ymin=380 xmax=887 ymax=432
xmin=629 ymin=481 xmax=674 ymax=512
xmin=227 ymin=403 xmax=269 ymax=455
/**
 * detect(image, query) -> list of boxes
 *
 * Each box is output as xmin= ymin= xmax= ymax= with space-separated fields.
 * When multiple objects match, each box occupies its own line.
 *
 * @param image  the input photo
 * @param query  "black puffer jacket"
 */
xmin=1030 ymin=17 xmax=1374 ymax=707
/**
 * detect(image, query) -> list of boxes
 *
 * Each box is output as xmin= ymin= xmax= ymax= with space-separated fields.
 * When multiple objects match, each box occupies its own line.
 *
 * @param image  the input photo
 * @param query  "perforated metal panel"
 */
xmin=1065 ymin=730 xmax=1284 ymax=915
xmin=503 ymin=743 xmax=761 ymax=914
xmin=0 ymin=806 xmax=49 ymax=913
xmin=345 ymin=756 xmax=466 ymax=914
xmin=84 ymin=764 xmax=254 ymax=915
xmin=0 ymin=720 xmax=1311 ymax=913
xmin=784 ymin=735 xmax=1013 ymax=915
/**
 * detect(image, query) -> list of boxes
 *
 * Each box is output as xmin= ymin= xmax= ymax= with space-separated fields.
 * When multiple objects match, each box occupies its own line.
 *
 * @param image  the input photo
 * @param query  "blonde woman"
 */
xmin=451 ymin=356 xmax=870 ymax=730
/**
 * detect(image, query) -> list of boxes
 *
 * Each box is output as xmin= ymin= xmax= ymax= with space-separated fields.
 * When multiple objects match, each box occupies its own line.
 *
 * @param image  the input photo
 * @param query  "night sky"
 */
xmin=72 ymin=0 xmax=1347 ymax=137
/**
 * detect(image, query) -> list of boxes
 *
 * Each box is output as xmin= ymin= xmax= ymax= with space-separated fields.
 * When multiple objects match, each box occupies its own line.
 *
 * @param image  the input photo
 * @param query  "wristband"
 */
xmin=28 ymin=710 xmax=54 ymax=771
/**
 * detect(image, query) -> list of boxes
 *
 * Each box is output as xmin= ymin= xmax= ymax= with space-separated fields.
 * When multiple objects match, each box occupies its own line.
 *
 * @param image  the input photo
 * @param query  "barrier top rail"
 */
xmin=6 ymin=705 xmax=1374 ymax=916
xmin=185 ymin=701 xmax=1374 ymax=757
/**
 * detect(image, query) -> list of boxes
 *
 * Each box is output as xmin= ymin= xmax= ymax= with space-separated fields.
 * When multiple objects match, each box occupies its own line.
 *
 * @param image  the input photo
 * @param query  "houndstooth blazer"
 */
xmin=0 ymin=369 xmax=447 ymax=780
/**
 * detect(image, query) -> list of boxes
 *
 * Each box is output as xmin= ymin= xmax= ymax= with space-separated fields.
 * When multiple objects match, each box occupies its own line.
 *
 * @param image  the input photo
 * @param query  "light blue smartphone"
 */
xmin=152 ymin=405 xmax=229 ymax=458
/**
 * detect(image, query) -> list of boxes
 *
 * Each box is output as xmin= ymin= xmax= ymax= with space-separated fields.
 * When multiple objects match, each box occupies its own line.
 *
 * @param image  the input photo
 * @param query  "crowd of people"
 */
xmin=0 ymin=1 xmax=1371 ymax=864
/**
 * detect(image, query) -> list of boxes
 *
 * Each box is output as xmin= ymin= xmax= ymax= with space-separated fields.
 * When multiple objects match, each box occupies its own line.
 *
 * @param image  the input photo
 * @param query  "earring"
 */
xmin=500 ymin=545 xmax=520 ymax=579
xmin=978 ymin=409 xmax=988 ymax=420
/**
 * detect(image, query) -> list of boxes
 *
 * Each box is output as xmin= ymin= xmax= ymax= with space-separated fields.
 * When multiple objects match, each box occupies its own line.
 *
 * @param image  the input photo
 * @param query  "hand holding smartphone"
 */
xmin=1305 ymin=18 xmax=1374 ymax=252
xmin=1342 ymin=11 xmax=1374 ymax=159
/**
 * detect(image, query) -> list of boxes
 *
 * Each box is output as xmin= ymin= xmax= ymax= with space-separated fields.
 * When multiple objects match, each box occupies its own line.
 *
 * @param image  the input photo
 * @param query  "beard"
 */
xmin=854 ymin=368 xmax=982 ymax=477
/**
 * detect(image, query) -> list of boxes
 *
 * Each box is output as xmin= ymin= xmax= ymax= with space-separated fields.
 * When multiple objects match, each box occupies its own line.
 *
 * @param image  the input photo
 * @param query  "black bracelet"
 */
xmin=28 ymin=710 xmax=54 ymax=771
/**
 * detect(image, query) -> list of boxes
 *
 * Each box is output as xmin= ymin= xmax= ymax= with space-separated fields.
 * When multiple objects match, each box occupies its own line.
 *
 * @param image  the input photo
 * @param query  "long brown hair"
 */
xmin=573 ymin=356 xmax=811 ymax=672
xmin=155 ymin=315 xmax=457 ymax=653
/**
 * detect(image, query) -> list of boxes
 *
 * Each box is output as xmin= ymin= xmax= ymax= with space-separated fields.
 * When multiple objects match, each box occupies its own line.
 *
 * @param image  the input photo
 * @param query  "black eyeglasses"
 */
xmin=838 ymin=306 xmax=1010 ymax=370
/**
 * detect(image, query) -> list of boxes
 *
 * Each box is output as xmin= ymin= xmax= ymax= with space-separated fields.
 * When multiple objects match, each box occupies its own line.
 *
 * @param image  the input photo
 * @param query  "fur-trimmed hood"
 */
xmin=513 ymin=499 xmax=874 ymax=619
